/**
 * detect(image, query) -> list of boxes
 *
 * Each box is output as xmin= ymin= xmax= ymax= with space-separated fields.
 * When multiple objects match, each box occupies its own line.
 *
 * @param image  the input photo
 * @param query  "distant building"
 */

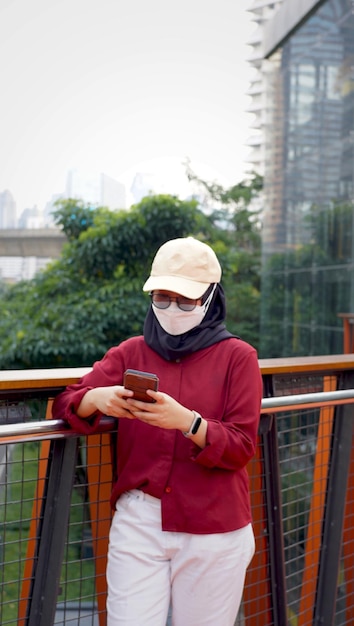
xmin=259 ymin=0 xmax=354 ymax=358
xmin=0 ymin=169 xmax=127 ymax=283
xmin=101 ymin=172 xmax=126 ymax=210
xmin=0 ymin=189 xmax=17 ymax=228
xmin=0 ymin=256 xmax=51 ymax=284
xmin=246 ymin=0 xmax=284 ymax=176
xmin=65 ymin=169 xmax=126 ymax=210
xmin=130 ymin=172 xmax=157 ymax=204
xmin=18 ymin=206 xmax=42 ymax=229
xmin=65 ymin=169 xmax=100 ymax=205
xmin=43 ymin=193 xmax=64 ymax=227
xmin=0 ymin=205 xmax=52 ymax=283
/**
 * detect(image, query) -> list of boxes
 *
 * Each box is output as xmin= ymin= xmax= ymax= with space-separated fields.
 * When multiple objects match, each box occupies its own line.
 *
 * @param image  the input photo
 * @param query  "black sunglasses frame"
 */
xmin=149 ymin=292 xmax=199 ymax=311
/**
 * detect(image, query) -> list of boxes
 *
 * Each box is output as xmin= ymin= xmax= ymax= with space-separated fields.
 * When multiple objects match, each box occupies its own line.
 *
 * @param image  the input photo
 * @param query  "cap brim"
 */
xmin=143 ymin=275 xmax=210 ymax=299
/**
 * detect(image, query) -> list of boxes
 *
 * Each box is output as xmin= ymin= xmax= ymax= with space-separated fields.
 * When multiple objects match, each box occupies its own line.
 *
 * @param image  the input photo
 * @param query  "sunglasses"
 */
xmin=150 ymin=292 xmax=200 ymax=311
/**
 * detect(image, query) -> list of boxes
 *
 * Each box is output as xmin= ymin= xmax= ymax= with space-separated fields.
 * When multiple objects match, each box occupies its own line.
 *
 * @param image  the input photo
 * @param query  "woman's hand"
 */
xmin=77 ymin=385 xmax=135 ymax=419
xmin=78 ymin=387 xmax=208 ymax=448
xmin=126 ymin=390 xmax=208 ymax=447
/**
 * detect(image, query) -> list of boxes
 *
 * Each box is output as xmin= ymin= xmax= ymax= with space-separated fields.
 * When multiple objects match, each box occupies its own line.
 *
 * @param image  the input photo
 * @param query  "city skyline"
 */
xmin=0 ymin=0 xmax=255 ymax=217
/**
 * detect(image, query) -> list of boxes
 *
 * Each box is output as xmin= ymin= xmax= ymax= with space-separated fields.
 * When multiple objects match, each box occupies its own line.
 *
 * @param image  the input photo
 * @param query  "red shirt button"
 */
xmin=165 ymin=486 xmax=172 ymax=493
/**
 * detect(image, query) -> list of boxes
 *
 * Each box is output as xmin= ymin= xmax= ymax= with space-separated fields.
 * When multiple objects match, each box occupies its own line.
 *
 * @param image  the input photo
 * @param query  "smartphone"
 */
xmin=123 ymin=369 xmax=159 ymax=403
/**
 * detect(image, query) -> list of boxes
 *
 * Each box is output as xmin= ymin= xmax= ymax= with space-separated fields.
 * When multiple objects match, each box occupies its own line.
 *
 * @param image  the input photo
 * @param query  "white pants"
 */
xmin=106 ymin=489 xmax=255 ymax=626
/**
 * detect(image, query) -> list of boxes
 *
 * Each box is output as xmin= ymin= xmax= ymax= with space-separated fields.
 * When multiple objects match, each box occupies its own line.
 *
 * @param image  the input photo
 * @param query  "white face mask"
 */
xmin=152 ymin=284 xmax=217 ymax=336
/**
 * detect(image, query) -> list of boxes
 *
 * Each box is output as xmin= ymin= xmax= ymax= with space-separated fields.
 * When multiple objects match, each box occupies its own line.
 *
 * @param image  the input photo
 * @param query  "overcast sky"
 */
xmin=0 ymin=0 xmax=255 ymax=213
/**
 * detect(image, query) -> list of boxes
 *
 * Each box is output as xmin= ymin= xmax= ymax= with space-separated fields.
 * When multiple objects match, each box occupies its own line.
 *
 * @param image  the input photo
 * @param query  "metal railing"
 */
xmin=0 ymin=357 xmax=353 ymax=625
xmin=1 ymin=387 xmax=353 ymax=441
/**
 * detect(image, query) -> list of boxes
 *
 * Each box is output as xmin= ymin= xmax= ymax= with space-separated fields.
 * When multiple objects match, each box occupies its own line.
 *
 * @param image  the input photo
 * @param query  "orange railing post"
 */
xmin=342 ymin=436 xmax=354 ymax=625
xmin=18 ymin=401 xmax=53 ymax=626
xmin=243 ymin=437 xmax=273 ymax=625
xmin=86 ymin=433 xmax=114 ymax=626
xmin=338 ymin=313 xmax=354 ymax=353
xmin=298 ymin=376 xmax=336 ymax=625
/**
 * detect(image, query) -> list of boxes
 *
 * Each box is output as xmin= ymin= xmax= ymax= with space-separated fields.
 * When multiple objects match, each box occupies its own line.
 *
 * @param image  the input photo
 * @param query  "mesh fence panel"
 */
xmin=0 ymin=375 xmax=353 ymax=625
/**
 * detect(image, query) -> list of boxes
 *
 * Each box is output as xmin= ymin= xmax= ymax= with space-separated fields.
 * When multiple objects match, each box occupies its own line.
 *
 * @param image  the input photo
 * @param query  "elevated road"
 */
xmin=0 ymin=229 xmax=67 ymax=258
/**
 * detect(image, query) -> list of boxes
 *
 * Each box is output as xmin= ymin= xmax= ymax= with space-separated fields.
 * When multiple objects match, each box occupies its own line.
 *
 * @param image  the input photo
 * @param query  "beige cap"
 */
xmin=143 ymin=237 xmax=222 ymax=299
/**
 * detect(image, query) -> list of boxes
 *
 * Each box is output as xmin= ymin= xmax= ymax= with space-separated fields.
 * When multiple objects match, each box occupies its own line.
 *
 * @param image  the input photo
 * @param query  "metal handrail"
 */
xmin=0 ymin=389 xmax=353 ymax=444
xmin=261 ymin=388 xmax=354 ymax=412
xmin=0 ymin=415 xmax=116 ymax=444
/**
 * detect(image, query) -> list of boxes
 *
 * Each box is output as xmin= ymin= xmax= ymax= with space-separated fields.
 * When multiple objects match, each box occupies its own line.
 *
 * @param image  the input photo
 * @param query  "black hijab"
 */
xmin=143 ymin=284 xmax=237 ymax=361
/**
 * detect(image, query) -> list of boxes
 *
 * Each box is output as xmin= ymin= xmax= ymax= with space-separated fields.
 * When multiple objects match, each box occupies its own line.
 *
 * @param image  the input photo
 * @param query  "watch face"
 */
xmin=191 ymin=416 xmax=202 ymax=435
xmin=183 ymin=412 xmax=202 ymax=437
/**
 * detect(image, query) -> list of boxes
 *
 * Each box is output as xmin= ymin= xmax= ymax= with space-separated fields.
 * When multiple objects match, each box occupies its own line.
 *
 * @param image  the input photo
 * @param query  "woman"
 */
xmin=52 ymin=236 xmax=263 ymax=626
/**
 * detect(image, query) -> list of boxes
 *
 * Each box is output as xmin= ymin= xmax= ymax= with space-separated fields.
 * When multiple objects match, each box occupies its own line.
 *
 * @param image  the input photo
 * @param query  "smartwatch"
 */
xmin=183 ymin=411 xmax=202 ymax=437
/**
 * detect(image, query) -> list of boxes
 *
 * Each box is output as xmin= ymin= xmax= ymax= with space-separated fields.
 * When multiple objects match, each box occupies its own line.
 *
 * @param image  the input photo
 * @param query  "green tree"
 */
xmin=53 ymin=198 xmax=97 ymax=240
xmin=0 ymin=172 xmax=263 ymax=369
xmin=185 ymin=161 xmax=263 ymax=346
xmin=0 ymin=195 xmax=208 ymax=368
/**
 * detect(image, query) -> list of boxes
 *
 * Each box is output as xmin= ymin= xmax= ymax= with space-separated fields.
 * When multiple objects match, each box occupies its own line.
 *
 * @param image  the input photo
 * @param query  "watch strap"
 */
xmin=183 ymin=411 xmax=202 ymax=437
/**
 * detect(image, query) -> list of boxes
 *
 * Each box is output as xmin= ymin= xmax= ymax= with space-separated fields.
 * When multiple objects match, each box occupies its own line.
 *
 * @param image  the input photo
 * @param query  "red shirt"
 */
xmin=52 ymin=336 xmax=262 ymax=534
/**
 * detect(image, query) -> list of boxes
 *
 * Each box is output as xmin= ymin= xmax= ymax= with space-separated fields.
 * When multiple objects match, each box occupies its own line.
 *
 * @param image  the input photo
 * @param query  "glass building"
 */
xmin=260 ymin=0 xmax=354 ymax=357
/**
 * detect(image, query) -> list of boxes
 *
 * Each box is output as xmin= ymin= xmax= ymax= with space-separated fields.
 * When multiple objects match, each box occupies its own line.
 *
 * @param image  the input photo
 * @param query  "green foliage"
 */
xmin=0 ymin=274 xmax=147 ymax=367
xmin=186 ymin=163 xmax=263 ymax=344
xmin=185 ymin=158 xmax=262 ymax=208
xmin=0 ymin=176 xmax=263 ymax=369
xmin=53 ymin=198 xmax=97 ymax=240
xmin=0 ymin=194 xmax=210 ymax=368
xmin=64 ymin=194 xmax=202 ymax=280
